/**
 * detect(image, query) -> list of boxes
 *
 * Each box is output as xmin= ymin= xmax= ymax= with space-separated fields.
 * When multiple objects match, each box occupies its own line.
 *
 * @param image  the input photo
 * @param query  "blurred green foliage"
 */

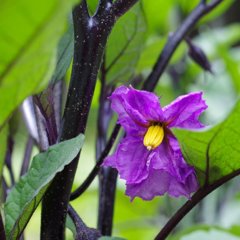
xmin=0 ymin=0 xmax=78 ymax=127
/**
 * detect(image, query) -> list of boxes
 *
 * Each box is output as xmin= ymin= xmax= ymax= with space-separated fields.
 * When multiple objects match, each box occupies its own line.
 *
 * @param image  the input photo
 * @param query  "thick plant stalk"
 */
xmin=41 ymin=2 xmax=114 ymax=239
xmin=40 ymin=0 xmax=139 ymax=238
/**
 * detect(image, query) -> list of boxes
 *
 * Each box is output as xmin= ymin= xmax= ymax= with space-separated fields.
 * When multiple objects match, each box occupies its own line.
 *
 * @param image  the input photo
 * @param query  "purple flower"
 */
xmin=103 ymin=86 xmax=207 ymax=201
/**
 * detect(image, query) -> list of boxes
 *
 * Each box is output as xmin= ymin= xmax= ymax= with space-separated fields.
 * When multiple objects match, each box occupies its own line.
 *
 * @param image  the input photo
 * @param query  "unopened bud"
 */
xmin=186 ymin=38 xmax=213 ymax=73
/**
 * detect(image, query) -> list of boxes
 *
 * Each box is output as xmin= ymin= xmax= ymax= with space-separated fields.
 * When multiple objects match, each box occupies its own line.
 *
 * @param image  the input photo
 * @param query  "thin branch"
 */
xmin=154 ymin=169 xmax=240 ymax=240
xmin=78 ymin=0 xmax=90 ymax=20
xmin=67 ymin=205 xmax=101 ymax=240
xmin=112 ymin=0 xmax=139 ymax=18
xmin=96 ymin=67 xmax=117 ymax=235
xmin=70 ymin=124 xmax=121 ymax=200
xmin=96 ymin=0 xmax=113 ymax=17
xmin=142 ymin=0 xmax=223 ymax=91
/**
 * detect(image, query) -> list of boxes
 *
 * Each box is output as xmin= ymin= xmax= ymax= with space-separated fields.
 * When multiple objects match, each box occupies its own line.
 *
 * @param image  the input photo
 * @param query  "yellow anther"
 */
xmin=143 ymin=125 xmax=164 ymax=150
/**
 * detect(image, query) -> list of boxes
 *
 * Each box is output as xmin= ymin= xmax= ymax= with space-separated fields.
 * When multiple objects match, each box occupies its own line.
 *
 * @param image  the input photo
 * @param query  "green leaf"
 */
xmin=0 ymin=0 xmax=78 ymax=128
xmin=4 ymin=134 xmax=84 ymax=240
xmin=51 ymin=18 xmax=74 ymax=83
xmin=175 ymin=100 xmax=240 ymax=185
xmin=106 ymin=3 xmax=146 ymax=84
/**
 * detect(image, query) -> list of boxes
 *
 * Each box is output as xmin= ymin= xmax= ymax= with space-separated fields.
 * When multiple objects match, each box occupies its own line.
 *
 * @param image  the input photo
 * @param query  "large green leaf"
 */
xmin=0 ymin=0 xmax=78 ymax=128
xmin=106 ymin=3 xmax=146 ymax=84
xmin=4 ymin=134 xmax=84 ymax=240
xmin=175 ymin=100 xmax=240 ymax=185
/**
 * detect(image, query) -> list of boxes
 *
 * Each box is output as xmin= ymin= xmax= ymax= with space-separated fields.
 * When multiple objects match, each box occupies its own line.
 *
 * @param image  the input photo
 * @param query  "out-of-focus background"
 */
xmin=5 ymin=0 xmax=240 ymax=239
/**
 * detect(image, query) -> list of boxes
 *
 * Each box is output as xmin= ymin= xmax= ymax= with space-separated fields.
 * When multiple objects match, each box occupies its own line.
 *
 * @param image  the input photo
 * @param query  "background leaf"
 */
xmin=51 ymin=18 xmax=74 ymax=84
xmin=105 ymin=3 xmax=146 ymax=84
xmin=0 ymin=0 xmax=78 ymax=128
xmin=4 ymin=134 xmax=84 ymax=239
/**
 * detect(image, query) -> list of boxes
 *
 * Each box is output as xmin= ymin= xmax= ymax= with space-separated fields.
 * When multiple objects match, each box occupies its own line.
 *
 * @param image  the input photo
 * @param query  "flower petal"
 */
xmin=126 ymin=167 xmax=197 ymax=201
xmin=126 ymin=169 xmax=170 ymax=201
xmin=163 ymin=92 xmax=207 ymax=129
xmin=110 ymin=86 xmax=164 ymax=135
xmin=103 ymin=136 xmax=153 ymax=184
xmin=153 ymin=134 xmax=198 ymax=196
xmin=126 ymin=134 xmax=198 ymax=200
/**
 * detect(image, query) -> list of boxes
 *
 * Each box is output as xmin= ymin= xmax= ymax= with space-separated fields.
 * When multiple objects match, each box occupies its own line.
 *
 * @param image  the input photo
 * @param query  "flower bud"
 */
xmin=186 ymin=38 xmax=213 ymax=73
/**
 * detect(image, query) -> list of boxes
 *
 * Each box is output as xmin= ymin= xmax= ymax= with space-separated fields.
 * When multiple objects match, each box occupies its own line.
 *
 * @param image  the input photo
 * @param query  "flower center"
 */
xmin=143 ymin=125 xmax=164 ymax=151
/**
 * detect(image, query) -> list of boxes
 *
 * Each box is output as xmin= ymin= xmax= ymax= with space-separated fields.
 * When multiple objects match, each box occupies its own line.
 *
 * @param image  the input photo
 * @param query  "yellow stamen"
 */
xmin=143 ymin=125 xmax=164 ymax=150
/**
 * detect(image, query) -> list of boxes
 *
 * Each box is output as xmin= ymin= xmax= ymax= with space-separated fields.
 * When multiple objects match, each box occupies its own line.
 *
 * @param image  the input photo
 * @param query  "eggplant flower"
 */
xmin=103 ymin=86 xmax=207 ymax=200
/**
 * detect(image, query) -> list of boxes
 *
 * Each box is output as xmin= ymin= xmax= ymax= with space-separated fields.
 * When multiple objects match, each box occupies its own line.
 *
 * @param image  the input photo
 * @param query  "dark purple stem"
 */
xmin=41 ymin=1 xmax=114 ymax=238
xmin=142 ymin=0 xmax=223 ymax=91
xmin=97 ymin=60 xmax=117 ymax=235
xmin=97 ymin=167 xmax=118 ymax=235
